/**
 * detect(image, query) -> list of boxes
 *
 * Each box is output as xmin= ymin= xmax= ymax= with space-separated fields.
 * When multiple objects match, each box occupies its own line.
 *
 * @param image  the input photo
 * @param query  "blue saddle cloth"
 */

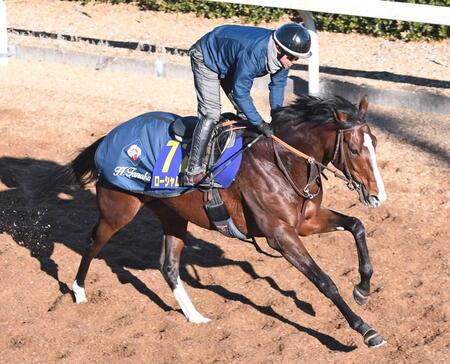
xmin=95 ymin=111 xmax=243 ymax=197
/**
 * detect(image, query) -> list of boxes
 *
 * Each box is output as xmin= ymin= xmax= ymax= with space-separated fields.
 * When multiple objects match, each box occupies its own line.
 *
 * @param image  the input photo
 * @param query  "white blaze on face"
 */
xmin=363 ymin=133 xmax=387 ymax=202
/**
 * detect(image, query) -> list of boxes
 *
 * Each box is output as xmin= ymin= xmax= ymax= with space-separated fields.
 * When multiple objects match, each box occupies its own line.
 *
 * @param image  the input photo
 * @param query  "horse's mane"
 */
xmin=272 ymin=95 xmax=360 ymax=131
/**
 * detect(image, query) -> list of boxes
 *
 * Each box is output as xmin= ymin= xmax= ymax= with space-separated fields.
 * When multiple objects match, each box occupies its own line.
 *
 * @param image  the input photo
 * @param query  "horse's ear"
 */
xmin=333 ymin=110 xmax=348 ymax=123
xmin=359 ymin=95 xmax=369 ymax=119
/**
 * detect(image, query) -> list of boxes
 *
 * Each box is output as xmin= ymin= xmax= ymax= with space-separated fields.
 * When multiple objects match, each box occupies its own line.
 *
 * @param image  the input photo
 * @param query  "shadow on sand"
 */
xmin=0 ymin=156 xmax=355 ymax=352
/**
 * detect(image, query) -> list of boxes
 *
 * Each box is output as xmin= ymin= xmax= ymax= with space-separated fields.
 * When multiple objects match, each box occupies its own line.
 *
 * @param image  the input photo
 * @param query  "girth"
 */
xmin=203 ymin=188 xmax=247 ymax=240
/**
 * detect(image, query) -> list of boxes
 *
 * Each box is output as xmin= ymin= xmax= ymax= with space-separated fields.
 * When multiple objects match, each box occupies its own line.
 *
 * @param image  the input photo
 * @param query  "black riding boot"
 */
xmin=183 ymin=117 xmax=216 ymax=186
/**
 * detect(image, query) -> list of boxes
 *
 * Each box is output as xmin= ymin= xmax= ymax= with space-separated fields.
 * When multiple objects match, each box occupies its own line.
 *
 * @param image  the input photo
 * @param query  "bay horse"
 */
xmin=45 ymin=95 xmax=387 ymax=347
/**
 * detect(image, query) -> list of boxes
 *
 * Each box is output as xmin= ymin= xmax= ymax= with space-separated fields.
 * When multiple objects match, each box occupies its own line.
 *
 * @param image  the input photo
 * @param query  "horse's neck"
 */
xmin=276 ymin=124 xmax=336 ymax=165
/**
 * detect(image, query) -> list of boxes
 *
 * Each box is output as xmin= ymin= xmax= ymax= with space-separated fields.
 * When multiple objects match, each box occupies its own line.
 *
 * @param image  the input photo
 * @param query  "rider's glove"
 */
xmin=254 ymin=121 xmax=273 ymax=138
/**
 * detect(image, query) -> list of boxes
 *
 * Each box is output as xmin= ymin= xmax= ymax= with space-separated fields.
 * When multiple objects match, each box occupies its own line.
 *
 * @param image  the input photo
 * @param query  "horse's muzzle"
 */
xmin=367 ymin=195 xmax=381 ymax=208
xmin=358 ymin=184 xmax=382 ymax=208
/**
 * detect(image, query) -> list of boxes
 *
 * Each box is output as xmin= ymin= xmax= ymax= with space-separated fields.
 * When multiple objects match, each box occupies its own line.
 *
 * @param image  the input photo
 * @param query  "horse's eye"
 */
xmin=349 ymin=146 xmax=359 ymax=157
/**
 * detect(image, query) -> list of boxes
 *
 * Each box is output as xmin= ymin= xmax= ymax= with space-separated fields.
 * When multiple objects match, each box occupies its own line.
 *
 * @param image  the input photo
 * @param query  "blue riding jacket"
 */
xmin=199 ymin=25 xmax=289 ymax=125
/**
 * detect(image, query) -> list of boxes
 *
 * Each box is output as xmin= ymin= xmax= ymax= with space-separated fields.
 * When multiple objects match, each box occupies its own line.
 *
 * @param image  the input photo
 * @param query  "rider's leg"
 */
xmin=184 ymin=43 xmax=221 ymax=185
xmin=185 ymin=117 xmax=216 ymax=184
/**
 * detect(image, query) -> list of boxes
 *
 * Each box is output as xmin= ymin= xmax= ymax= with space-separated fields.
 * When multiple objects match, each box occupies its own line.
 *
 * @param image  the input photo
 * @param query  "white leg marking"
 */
xmin=173 ymin=277 xmax=211 ymax=324
xmin=363 ymin=133 xmax=387 ymax=202
xmin=336 ymin=226 xmax=345 ymax=231
xmin=72 ymin=280 xmax=87 ymax=304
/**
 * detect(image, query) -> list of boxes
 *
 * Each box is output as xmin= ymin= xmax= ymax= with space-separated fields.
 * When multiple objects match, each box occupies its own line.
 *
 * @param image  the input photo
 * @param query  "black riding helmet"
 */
xmin=273 ymin=22 xmax=312 ymax=59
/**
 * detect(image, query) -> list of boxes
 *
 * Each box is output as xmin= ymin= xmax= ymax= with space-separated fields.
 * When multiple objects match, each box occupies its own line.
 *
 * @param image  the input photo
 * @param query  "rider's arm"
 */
xmin=231 ymin=54 xmax=264 ymax=125
xmin=268 ymin=68 xmax=289 ymax=115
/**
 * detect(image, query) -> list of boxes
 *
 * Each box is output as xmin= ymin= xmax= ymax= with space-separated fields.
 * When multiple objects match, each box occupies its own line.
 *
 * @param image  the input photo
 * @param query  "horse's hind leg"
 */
xmin=161 ymin=234 xmax=211 ymax=323
xmin=72 ymin=184 xmax=143 ymax=303
xmin=300 ymin=208 xmax=373 ymax=305
xmin=151 ymin=205 xmax=210 ymax=323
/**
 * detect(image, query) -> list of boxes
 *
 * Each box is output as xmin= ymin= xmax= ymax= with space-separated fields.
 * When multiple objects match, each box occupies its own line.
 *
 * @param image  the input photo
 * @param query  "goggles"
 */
xmin=277 ymin=49 xmax=299 ymax=62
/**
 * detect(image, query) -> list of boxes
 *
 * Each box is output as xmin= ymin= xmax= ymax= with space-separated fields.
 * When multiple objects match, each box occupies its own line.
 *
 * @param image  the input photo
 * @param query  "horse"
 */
xmin=42 ymin=94 xmax=387 ymax=348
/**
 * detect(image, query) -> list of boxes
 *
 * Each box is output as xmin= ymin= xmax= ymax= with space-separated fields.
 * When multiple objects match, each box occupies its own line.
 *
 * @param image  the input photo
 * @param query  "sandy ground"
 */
xmin=5 ymin=0 xmax=450 ymax=95
xmin=1 ymin=57 xmax=449 ymax=364
xmin=1 ymin=1 xmax=450 ymax=364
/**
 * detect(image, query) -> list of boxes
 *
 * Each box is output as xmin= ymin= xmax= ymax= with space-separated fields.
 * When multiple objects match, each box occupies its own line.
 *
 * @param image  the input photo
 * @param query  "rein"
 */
xmin=271 ymin=122 xmax=368 ymax=199
xmin=273 ymin=138 xmax=321 ymax=199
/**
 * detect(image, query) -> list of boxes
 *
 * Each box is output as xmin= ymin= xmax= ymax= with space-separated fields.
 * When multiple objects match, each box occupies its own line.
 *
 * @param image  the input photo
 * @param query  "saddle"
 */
xmin=170 ymin=113 xmax=246 ymax=162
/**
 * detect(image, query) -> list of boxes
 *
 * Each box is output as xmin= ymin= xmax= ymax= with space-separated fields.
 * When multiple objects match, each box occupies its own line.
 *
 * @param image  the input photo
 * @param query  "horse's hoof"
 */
xmin=72 ymin=280 xmax=87 ymax=304
xmin=353 ymin=285 xmax=369 ymax=305
xmin=188 ymin=314 xmax=211 ymax=324
xmin=364 ymin=329 xmax=387 ymax=348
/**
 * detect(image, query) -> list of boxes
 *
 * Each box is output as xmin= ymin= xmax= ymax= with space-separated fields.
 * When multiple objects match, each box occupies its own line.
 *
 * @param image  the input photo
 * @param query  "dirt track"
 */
xmin=1 ymin=51 xmax=449 ymax=363
xmin=1 ymin=1 xmax=450 ymax=361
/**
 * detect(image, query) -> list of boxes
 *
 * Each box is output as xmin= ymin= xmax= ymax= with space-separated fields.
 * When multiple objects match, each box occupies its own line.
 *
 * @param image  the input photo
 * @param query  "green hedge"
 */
xmin=312 ymin=0 xmax=449 ymax=40
xmin=76 ymin=0 xmax=449 ymax=40
xmin=136 ymin=0 xmax=286 ymax=23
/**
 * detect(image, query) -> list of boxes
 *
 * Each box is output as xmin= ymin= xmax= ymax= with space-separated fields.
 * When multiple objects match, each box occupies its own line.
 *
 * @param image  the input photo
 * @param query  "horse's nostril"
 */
xmin=368 ymin=195 xmax=381 ymax=207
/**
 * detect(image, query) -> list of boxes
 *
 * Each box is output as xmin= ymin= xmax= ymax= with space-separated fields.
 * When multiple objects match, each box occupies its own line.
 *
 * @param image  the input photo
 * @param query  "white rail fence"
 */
xmin=208 ymin=0 xmax=450 ymax=25
xmin=207 ymin=0 xmax=450 ymax=95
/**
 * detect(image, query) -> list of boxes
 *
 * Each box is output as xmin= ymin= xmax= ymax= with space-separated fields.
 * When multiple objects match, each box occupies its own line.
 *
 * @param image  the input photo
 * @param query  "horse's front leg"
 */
xmin=300 ymin=208 xmax=372 ymax=305
xmin=273 ymin=221 xmax=385 ymax=347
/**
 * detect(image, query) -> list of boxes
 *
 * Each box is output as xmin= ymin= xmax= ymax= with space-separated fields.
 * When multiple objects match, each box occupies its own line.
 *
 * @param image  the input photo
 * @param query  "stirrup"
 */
xmin=183 ymin=171 xmax=222 ymax=189
xmin=183 ymin=171 xmax=206 ymax=186
xmin=197 ymin=177 xmax=223 ymax=189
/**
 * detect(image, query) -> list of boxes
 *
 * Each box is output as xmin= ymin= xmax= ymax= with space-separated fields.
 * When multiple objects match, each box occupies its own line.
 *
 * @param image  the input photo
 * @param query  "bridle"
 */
xmin=331 ymin=123 xmax=368 ymax=191
xmin=272 ymin=122 xmax=368 ymax=200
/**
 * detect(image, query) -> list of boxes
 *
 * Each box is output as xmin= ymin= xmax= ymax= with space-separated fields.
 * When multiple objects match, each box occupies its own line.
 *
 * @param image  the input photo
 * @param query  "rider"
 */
xmin=183 ymin=22 xmax=312 ymax=186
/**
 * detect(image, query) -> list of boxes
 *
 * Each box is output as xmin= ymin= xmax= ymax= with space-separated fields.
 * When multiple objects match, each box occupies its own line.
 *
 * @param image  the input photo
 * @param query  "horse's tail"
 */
xmin=37 ymin=137 xmax=104 ymax=198
xmin=65 ymin=136 xmax=104 ymax=187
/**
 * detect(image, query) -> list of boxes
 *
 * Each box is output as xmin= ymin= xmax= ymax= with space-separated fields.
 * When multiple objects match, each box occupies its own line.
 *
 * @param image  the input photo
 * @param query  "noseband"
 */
xmin=272 ymin=122 xmax=367 ymax=199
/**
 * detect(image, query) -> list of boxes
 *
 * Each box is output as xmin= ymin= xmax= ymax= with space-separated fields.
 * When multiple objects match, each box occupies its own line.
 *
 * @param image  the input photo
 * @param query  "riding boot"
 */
xmin=183 ymin=117 xmax=216 ymax=186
